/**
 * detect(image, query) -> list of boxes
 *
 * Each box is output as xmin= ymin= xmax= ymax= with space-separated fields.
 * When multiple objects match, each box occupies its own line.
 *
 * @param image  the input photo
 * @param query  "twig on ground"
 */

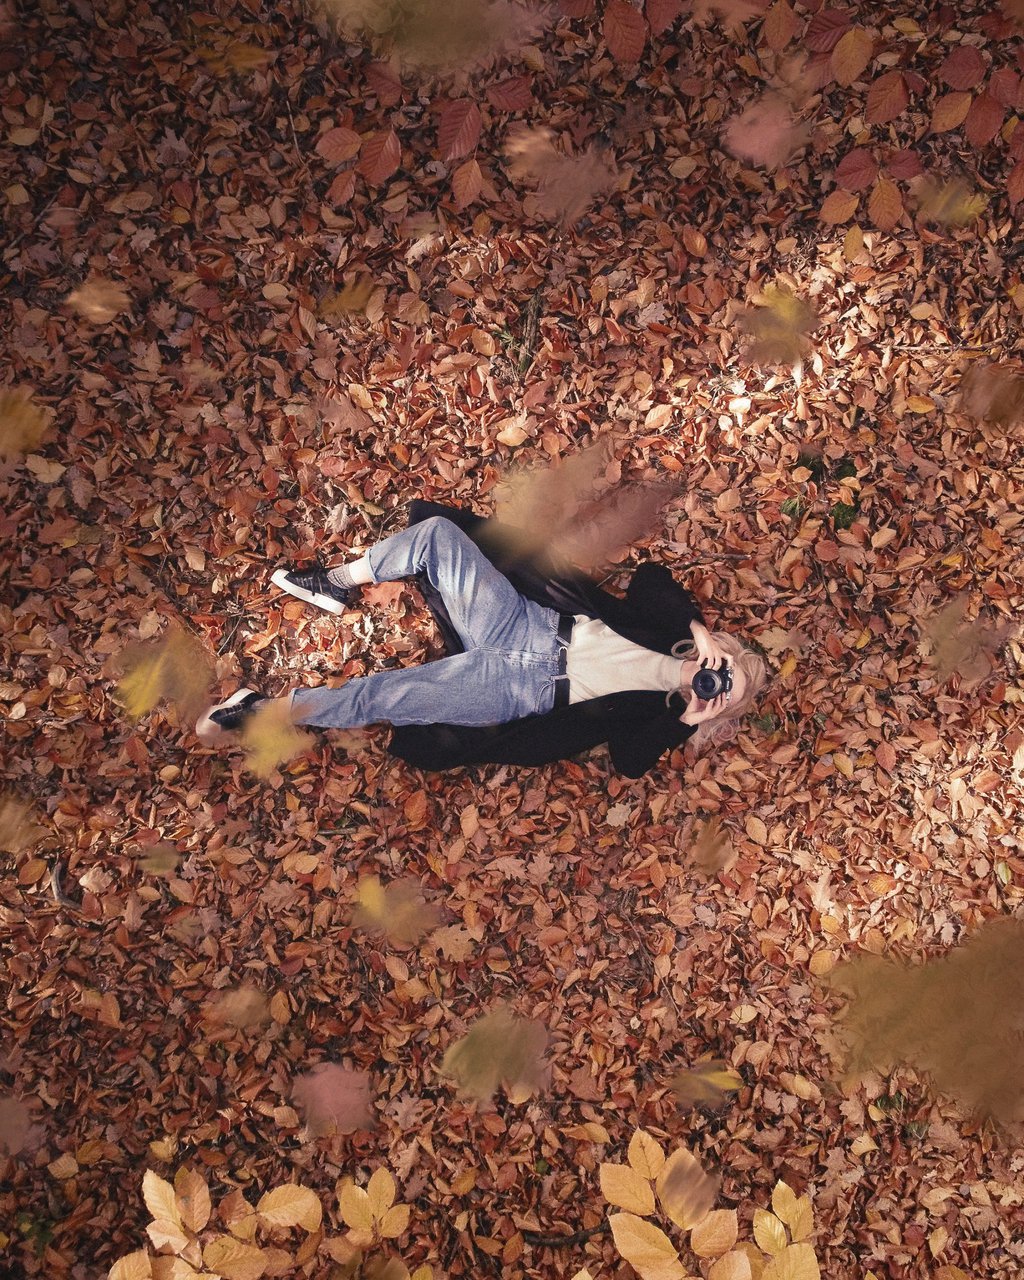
xmin=523 ymin=1221 xmax=609 ymax=1247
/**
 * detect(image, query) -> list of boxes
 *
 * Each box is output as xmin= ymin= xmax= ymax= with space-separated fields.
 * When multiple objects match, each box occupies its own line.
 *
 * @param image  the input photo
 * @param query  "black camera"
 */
xmin=691 ymin=662 xmax=733 ymax=702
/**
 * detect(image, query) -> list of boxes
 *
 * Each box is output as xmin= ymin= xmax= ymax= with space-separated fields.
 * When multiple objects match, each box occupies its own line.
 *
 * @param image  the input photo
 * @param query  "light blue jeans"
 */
xmin=289 ymin=517 xmax=565 ymax=729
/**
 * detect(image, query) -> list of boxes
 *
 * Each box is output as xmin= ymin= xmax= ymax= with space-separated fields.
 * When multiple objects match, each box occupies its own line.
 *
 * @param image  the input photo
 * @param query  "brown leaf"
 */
xmin=646 ymin=0 xmax=683 ymax=37
xmin=921 ymin=593 xmax=1015 ymax=682
xmin=656 ymin=1146 xmax=719 ymax=1229
xmin=292 ymin=1064 xmax=373 ymax=1136
xmin=866 ymin=174 xmax=903 ymax=231
xmin=834 ymin=147 xmax=878 ymax=191
xmin=915 ymin=176 xmax=987 ymax=227
xmin=687 ymin=817 xmax=735 ymax=876
xmin=441 ymin=1006 xmax=549 ymax=1100
xmin=721 ymin=94 xmax=808 ymax=169
xmin=671 ymin=1059 xmax=743 ymax=1110
xmin=830 ymin=27 xmax=873 ymax=86
xmin=762 ymin=0 xmax=799 ymax=51
xmin=818 ymin=189 xmax=859 ymax=224
xmin=964 ymin=91 xmax=1005 ymax=148
xmin=960 ymin=363 xmax=1024 ymax=430
xmin=0 ymin=793 xmax=44 ymax=854
xmin=352 ymin=874 xmax=441 ymax=945
xmin=0 ymin=1096 xmax=41 ymax=1155
xmin=359 ymin=128 xmax=401 ymax=185
xmin=939 ymin=44 xmax=987 ymax=90
xmin=864 ymin=69 xmax=909 ymax=124
xmin=930 ymin=91 xmax=972 ymax=134
xmin=66 ymin=276 xmax=130 ymax=323
xmin=0 ymin=388 xmax=51 ymax=459
xmin=316 ymin=126 xmax=362 ymax=165
xmin=451 ymin=157 xmax=483 ymax=210
xmin=505 ymin=125 xmax=617 ymax=227
xmin=438 ymin=99 xmax=481 ymax=162
xmin=206 ymin=984 xmax=270 ymax=1029
xmin=603 ymin=0 xmax=648 ymax=63
xmin=740 ymin=284 xmax=818 ymax=364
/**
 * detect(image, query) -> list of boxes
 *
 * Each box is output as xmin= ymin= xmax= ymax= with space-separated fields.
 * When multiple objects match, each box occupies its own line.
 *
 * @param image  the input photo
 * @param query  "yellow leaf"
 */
xmin=338 ymin=1183 xmax=374 ymax=1232
xmin=905 ymin=395 xmax=934 ymax=413
xmin=831 ymin=27 xmax=873 ymax=86
xmin=240 ymin=700 xmax=313 ymax=779
xmin=600 ymin=1162 xmax=657 ymax=1215
xmin=174 ymin=1168 xmax=212 ymax=1234
xmin=691 ymin=1209 xmax=739 ymax=1258
xmin=143 ymin=1170 xmax=183 ymax=1230
xmin=609 ymin=1213 xmax=687 ymax=1280
xmin=440 ymin=1006 xmax=549 ymax=1100
xmin=367 ymin=1167 xmax=397 ymax=1220
xmin=108 ymin=1251 xmax=153 ymax=1280
xmin=709 ymin=1251 xmax=753 ymax=1280
xmin=761 ymin=1242 xmax=820 ymax=1280
xmin=411 ymin=1268 xmax=434 ymax=1280
xmin=319 ymin=276 xmax=376 ymax=318
xmin=146 ymin=1219 xmax=190 ymax=1254
xmin=202 ymin=1235 xmax=268 ymax=1280
xmin=656 ymin=1147 xmax=718 ymax=1230
xmin=352 ymin=874 xmax=441 ymax=945
xmin=379 ymin=1202 xmax=410 ymax=1238
xmin=916 ymin=176 xmax=987 ymax=227
xmin=256 ymin=1184 xmax=322 ymax=1231
xmin=753 ymin=1209 xmax=788 ymax=1256
xmin=671 ymin=1060 xmax=742 ymax=1110
xmin=117 ymin=626 xmax=214 ymax=721
xmin=66 ymin=276 xmax=131 ymax=323
xmin=627 ymin=1129 xmax=666 ymax=1180
xmin=771 ymin=1182 xmax=813 ymax=1241
xmin=150 ymin=1260 xmax=200 ymax=1280
xmin=0 ymin=388 xmax=50 ymax=459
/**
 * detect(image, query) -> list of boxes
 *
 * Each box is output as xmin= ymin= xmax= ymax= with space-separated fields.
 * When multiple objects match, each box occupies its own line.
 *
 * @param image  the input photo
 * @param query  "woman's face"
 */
xmin=680 ymin=658 xmax=747 ymax=720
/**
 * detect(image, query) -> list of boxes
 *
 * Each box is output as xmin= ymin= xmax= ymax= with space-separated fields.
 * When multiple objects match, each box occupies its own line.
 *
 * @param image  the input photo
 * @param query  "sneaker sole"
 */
xmin=196 ymin=687 xmax=259 ymax=744
xmin=271 ymin=567 xmax=348 ymax=615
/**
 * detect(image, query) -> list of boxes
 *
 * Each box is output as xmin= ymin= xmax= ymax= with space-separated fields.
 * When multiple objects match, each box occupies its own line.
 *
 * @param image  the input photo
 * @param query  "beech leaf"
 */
xmin=600 ymin=1162 xmax=657 ymax=1214
xmin=608 ymin=1213 xmax=687 ymax=1280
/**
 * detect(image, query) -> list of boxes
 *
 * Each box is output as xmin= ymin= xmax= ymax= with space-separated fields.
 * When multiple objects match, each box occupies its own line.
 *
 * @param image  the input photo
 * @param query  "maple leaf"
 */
xmin=0 ymin=388 xmax=51 ymax=459
xmin=671 ymin=1059 xmax=743 ymax=1110
xmin=0 ymin=793 xmax=44 ymax=854
xmin=722 ymin=93 xmax=809 ymax=169
xmin=240 ymin=700 xmax=314 ymax=779
xmin=441 ymin=1006 xmax=550 ymax=1100
xmin=959 ymin=363 xmax=1024 ymax=433
xmin=65 ymin=276 xmax=131 ymax=323
xmin=740 ymin=284 xmax=818 ymax=365
xmin=292 ymin=1064 xmax=374 ymax=1136
xmin=915 ymin=176 xmax=987 ymax=228
xmin=493 ymin=441 xmax=677 ymax=573
xmin=116 ymin=624 xmax=215 ymax=722
xmin=505 ymin=125 xmax=618 ymax=227
xmin=206 ymin=984 xmax=270 ymax=1029
xmin=352 ymin=875 xmax=441 ymax=945
xmin=832 ymin=917 xmax=1024 ymax=1124
xmin=921 ymin=594 xmax=1014 ymax=683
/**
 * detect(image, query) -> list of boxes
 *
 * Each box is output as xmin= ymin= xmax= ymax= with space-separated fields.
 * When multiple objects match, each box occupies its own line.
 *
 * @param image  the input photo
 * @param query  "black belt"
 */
xmin=553 ymin=613 xmax=574 ymax=709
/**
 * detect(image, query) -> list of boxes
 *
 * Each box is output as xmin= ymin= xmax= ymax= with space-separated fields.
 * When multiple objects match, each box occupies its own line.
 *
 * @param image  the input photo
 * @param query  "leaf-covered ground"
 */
xmin=2 ymin=0 xmax=1024 ymax=1277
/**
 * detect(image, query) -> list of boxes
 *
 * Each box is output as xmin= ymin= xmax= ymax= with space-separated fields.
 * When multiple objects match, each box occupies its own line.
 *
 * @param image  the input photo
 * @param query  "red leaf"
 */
xmin=865 ymin=70 xmax=909 ymax=123
xmin=315 ymin=126 xmax=361 ymax=165
xmin=1010 ymin=124 xmax=1024 ymax=160
xmin=358 ymin=128 xmax=401 ymax=184
xmin=805 ymin=7 xmax=852 ymax=53
xmin=560 ymin=0 xmax=594 ymax=15
xmin=604 ymin=0 xmax=648 ymax=62
xmin=326 ymin=170 xmax=356 ymax=205
xmin=939 ymin=44 xmax=987 ymax=90
xmin=868 ymin=175 xmax=903 ymax=231
xmin=486 ymin=74 xmax=533 ymax=112
xmin=1008 ymin=160 xmax=1024 ymax=206
xmin=884 ymin=147 xmax=923 ymax=179
xmin=964 ymin=91 xmax=1006 ymax=147
xmin=452 ymin=157 xmax=482 ymax=210
xmin=835 ymin=146 xmax=878 ymax=191
xmin=365 ymin=61 xmax=403 ymax=107
xmin=762 ymin=0 xmax=799 ymax=51
xmin=292 ymin=1065 xmax=373 ymax=1137
xmin=438 ymin=99 xmax=481 ymax=162
xmin=989 ymin=67 xmax=1020 ymax=107
xmin=645 ymin=0 xmax=682 ymax=36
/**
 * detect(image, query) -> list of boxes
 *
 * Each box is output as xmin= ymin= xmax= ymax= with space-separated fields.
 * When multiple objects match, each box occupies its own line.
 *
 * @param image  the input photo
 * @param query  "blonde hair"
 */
xmin=668 ymin=630 xmax=769 ymax=751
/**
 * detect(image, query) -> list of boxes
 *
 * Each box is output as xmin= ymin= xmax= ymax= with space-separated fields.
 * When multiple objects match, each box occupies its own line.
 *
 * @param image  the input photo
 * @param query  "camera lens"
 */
xmin=692 ymin=668 xmax=723 ymax=700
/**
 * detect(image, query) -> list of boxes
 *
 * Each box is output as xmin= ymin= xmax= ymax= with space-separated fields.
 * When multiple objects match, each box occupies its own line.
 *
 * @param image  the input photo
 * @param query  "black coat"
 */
xmin=386 ymin=500 xmax=704 ymax=779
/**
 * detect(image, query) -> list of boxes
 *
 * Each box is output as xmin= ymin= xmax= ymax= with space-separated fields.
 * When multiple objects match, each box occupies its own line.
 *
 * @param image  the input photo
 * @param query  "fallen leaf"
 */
xmin=0 ymin=388 xmax=51 ymax=458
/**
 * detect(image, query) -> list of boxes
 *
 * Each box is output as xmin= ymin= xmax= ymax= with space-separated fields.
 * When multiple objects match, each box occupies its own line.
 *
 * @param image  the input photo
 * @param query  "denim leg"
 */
xmin=290 ymin=648 xmax=560 ymax=729
xmin=365 ymin=516 xmax=548 ymax=652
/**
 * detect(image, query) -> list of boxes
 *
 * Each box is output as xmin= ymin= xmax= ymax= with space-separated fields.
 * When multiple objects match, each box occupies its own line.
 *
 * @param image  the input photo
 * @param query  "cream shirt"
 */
xmin=565 ymin=616 xmax=685 ymax=704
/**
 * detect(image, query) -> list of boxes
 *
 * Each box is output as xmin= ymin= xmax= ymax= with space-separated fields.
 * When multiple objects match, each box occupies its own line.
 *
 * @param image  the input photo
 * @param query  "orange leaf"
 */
xmin=865 ymin=70 xmax=908 ymax=124
xmin=930 ymin=91 xmax=972 ymax=134
xmin=867 ymin=175 xmax=903 ymax=231
xmin=604 ymin=0 xmax=648 ymax=63
xmin=316 ymin=126 xmax=361 ymax=164
xmin=762 ymin=0 xmax=799 ymax=51
xmin=438 ymin=99 xmax=481 ymax=162
xmin=452 ymin=158 xmax=482 ymax=210
xmin=830 ymin=27 xmax=874 ymax=86
xmin=359 ymin=128 xmax=401 ymax=184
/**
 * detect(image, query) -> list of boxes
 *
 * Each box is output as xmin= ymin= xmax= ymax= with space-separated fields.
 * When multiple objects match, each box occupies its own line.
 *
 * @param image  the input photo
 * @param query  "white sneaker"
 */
xmin=271 ymin=564 xmax=356 ymax=615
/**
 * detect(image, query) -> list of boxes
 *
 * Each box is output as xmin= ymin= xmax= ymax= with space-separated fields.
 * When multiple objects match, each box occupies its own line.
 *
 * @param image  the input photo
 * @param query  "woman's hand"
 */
xmin=690 ymin=621 xmax=731 ymax=674
xmin=680 ymin=690 xmax=727 ymax=727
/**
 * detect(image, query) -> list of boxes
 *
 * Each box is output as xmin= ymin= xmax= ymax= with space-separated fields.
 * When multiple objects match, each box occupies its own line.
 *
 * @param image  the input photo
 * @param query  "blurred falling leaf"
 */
xmin=116 ymin=624 xmax=215 ymax=722
xmin=741 ymin=284 xmax=818 ymax=365
xmin=921 ymin=594 xmax=1014 ymax=682
xmin=320 ymin=276 xmax=377 ymax=318
xmin=292 ymin=1064 xmax=373 ymax=1136
xmin=493 ymin=441 xmax=677 ymax=573
xmin=671 ymin=1059 xmax=743 ymax=1110
xmin=656 ymin=1145 xmax=720 ymax=1229
xmin=352 ymin=875 xmax=441 ymax=945
xmin=240 ymin=700 xmax=314 ymax=779
xmin=915 ymin=176 xmax=987 ymax=227
xmin=722 ymin=93 xmax=809 ymax=169
xmin=0 ymin=1096 xmax=40 ymax=1156
xmin=0 ymin=793 xmax=44 ymax=854
xmin=207 ymin=984 xmax=270 ymax=1029
xmin=687 ymin=817 xmax=735 ymax=876
xmin=65 ymin=276 xmax=131 ymax=323
xmin=832 ymin=917 xmax=1024 ymax=1125
xmin=691 ymin=0 xmax=766 ymax=29
xmin=441 ymin=1006 xmax=549 ymax=1100
xmin=198 ymin=38 xmax=271 ymax=74
xmin=138 ymin=842 xmax=181 ymax=875
xmin=0 ymin=388 xmax=51 ymax=459
xmin=960 ymin=363 xmax=1024 ymax=433
xmin=505 ymin=126 xmax=618 ymax=227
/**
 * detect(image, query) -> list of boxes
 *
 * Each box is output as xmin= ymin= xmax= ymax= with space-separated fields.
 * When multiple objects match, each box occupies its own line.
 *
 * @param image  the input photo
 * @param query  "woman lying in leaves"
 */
xmin=197 ymin=501 xmax=767 ymax=779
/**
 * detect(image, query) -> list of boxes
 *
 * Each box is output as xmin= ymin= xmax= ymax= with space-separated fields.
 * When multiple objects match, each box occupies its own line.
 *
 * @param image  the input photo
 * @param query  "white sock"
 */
xmin=327 ymin=554 xmax=374 ymax=589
